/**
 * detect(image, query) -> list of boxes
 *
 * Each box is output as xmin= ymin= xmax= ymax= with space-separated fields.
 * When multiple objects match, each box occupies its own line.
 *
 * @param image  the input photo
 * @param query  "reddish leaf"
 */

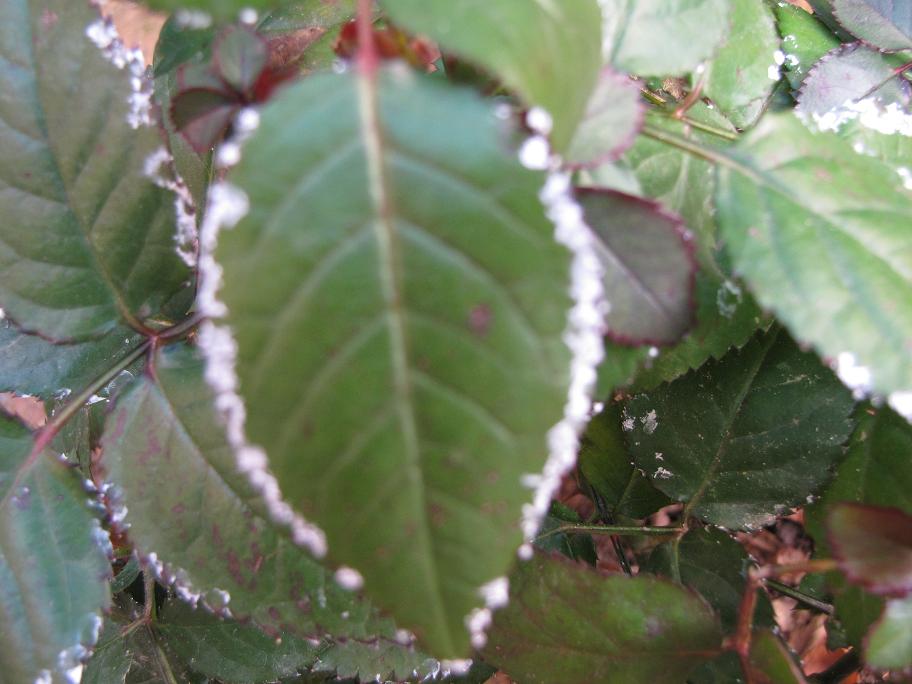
xmin=828 ymin=503 xmax=912 ymax=597
xmin=169 ymin=88 xmax=239 ymax=153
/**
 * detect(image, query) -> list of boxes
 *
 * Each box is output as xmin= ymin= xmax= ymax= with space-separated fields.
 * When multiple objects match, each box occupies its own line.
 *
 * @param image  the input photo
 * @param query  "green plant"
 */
xmin=1 ymin=0 xmax=911 ymax=681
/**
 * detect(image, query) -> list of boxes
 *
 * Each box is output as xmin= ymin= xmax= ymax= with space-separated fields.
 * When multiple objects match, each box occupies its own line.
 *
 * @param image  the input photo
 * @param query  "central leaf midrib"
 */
xmin=356 ymin=70 xmax=452 ymax=650
xmin=682 ymin=330 xmax=779 ymax=520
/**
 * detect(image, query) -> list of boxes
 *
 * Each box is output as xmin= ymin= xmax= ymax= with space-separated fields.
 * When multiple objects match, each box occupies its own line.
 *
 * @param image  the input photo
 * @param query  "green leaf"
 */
xmin=216 ymin=69 xmax=573 ymax=655
xmin=642 ymin=527 xmax=774 ymax=632
xmin=747 ymin=630 xmax=808 ymax=683
xmin=157 ymin=598 xmax=317 ymax=684
xmin=579 ymin=403 xmax=670 ymax=520
xmin=827 ymin=503 xmax=912 ymax=597
xmin=775 ymin=2 xmax=841 ymax=91
xmin=0 ymin=0 xmax=192 ymax=341
xmin=624 ymin=329 xmax=855 ymax=529
xmin=0 ymin=416 xmax=111 ymax=682
xmin=142 ymin=0 xmax=278 ymax=21
xmin=796 ymin=44 xmax=910 ymax=121
xmin=629 ymin=271 xmax=768 ymax=392
xmin=866 ymin=595 xmax=912 ymax=670
xmin=565 ymin=68 xmax=644 ymax=168
xmin=579 ymin=189 xmax=696 ymax=346
xmin=716 ymin=112 xmax=912 ymax=399
xmin=0 ymin=321 xmax=142 ymax=401
xmin=831 ymin=0 xmax=912 ymax=51
xmin=256 ymin=0 xmax=358 ymax=75
xmin=482 ymin=552 xmax=722 ymax=684
xmin=81 ymin=618 xmax=134 ymax=684
xmin=806 ymin=404 xmax=912 ymax=557
xmin=601 ymin=0 xmax=732 ymax=77
xmin=100 ymin=346 xmax=432 ymax=681
xmin=379 ymin=0 xmax=603 ymax=151
xmin=833 ymin=584 xmax=884 ymax=648
xmin=625 ymin=105 xmax=737 ymax=265
xmin=703 ymin=0 xmax=780 ymax=129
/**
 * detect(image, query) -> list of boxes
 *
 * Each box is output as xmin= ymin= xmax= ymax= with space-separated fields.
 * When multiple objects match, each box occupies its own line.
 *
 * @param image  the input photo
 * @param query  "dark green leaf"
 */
xmin=624 ymin=329 xmax=855 ymax=529
xmin=629 ymin=272 xmax=768 ymax=392
xmin=482 ymin=552 xmax=722 ymax=684
xmin=642 ymin=527 xmax=774 ymax=632
xmin=100 ymin=346 xmax=432 ymax=681
xmin=579 ymin=403 xmax=671 ymax=520
xmin=111 ymin=555 xmax=142 ymax=594
xmin=0 ymin=0 xmax=192 ymax=340
xmin=832 ymin=0 xmax=912 ymax=51
xmin=827 ymin=503 xmax=912 ymax=597
xmin=82 ymin=619 xmax=134 ymax=684
xmin=579 ymin=189 xmax=696 ymax=346
xmin=565 ymin=68 xmax=644 ymax=168
xmin=806 ymin=404 xmax=912 ymax=557
xmin=217 ymin=69 xmax=573 ymax=655
xmin=775 ymin=2 xmax=841 ymax=91
xmin=0 ymin=321 xmax=142 ymax=401
xmin=380 ymin=0 xmax=603 ymax=151
xmin=0 ymin=416 xmax=111 ymax=682
xmin=534 ymin=502 xmax=598 ymax=565
xmin=747 ymin=630 xmax=808 ymax=683
xmin=866 ymin=595 xmax=912 ymax=670
xmin=833 ymin=585 xmax=885 ymax=648
xmin=601 ymin=0 xmax=732 ymax=77
xmin=157 ymin=599 xmax=317 ymax=684
xmin=716 ymin=112 xmax=912 ymax=399
xmin=153 ymin=16 xmax=216 ymax=79
xmin=704 ymin=0 xmax=781 ymax=129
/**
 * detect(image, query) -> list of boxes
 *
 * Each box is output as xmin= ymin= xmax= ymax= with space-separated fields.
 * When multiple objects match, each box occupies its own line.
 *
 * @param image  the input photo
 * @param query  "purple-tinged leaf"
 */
xmin=564 ymin=68 xmax=644 ymax=169
xmin=797 ymin=43 xmax=912 ymax=125
xmin=170 ymin=88 xmax=239 ymax=153
xmin=482 ymin=552 xmax=722 ymax=684
xmin=578 ymin=189 xmax=696 ymax=346
xmin=833 ymin=0 xmax=912 ymax=51
xmin=828 ymin=503 xmax=912 ymax=597
xmin=214 ymin=25 xmax=269 ymax=94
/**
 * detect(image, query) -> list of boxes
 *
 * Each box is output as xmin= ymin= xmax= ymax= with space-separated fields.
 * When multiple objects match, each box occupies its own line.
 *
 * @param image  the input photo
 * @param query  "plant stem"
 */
xmin=641 ymin=122 xmax=733 ymax=166
xmin=763 ymin=579 xmax=834 ymax=615
xmin=143 ymin=571 xmax=157 ymax=622
xmin=33 ymin=339 xmax=152 ymax=454
xmin=155 ymin=311 xmax=205 ymax=343
xmin=754 ymin=559 xmax=838 ymax=579
xmin=534 ymin=523 xmax=684 ymax=542
xmin=733 ymin=573 xmax=761 ymax=684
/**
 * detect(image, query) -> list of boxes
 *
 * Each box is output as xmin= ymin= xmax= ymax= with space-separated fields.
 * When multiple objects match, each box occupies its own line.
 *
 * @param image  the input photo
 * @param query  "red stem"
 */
xmin=357 ymin=0 xmax=378 ymax=76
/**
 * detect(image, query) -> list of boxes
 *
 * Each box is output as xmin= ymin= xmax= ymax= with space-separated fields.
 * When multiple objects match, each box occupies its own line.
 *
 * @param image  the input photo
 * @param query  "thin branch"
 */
xmin=534 ymin=523 xmax=684 ymax=543
xmin=763 ymin=579 xmax=834 ymax=615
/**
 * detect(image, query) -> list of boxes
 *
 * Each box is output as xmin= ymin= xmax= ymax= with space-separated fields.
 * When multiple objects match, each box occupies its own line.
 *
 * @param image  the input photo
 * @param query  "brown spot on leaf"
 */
xmin=266 ymin=27 xmax=327 ymax=71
